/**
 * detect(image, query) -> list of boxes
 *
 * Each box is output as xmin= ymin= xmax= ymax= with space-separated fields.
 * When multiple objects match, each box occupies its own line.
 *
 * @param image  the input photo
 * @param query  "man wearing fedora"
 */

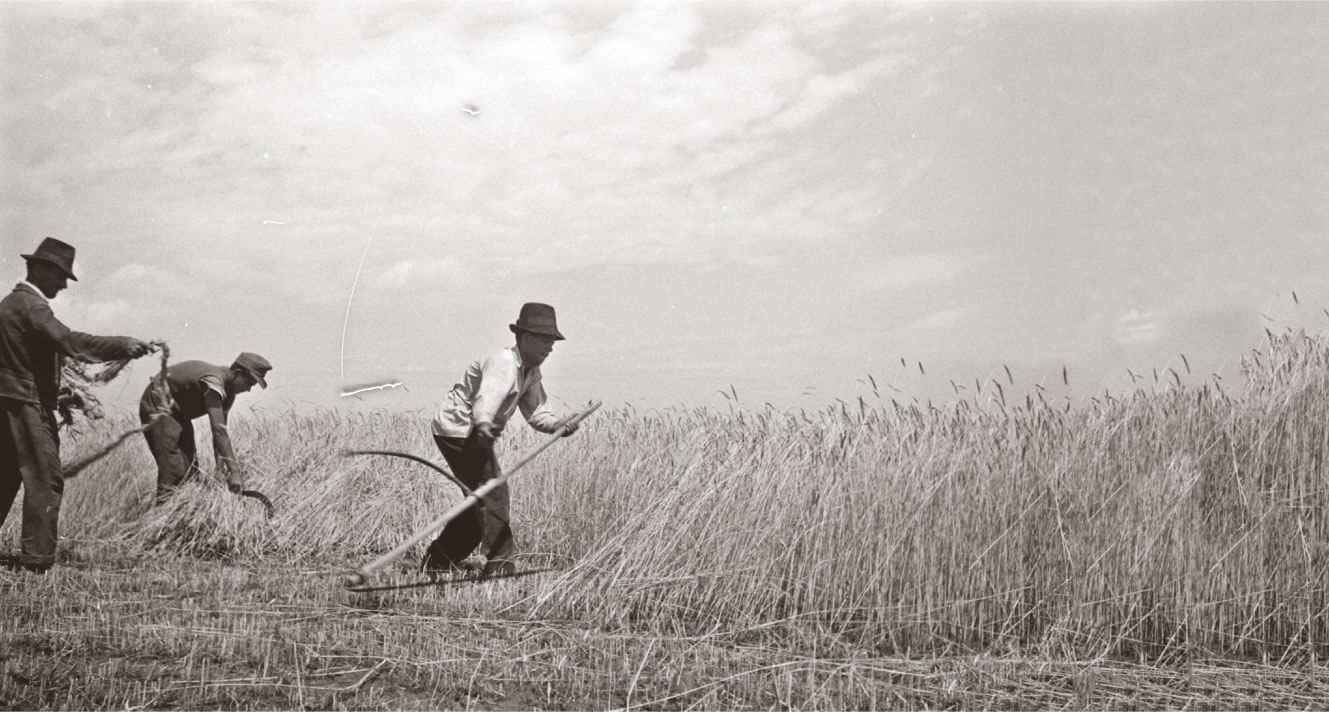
xmin=0 ymin=237 xmax=155 ymax=573
xmin=138 ymin=352 xmax=272 ymax=501
xmin=425 ymin=302 xmax=581 ymax=577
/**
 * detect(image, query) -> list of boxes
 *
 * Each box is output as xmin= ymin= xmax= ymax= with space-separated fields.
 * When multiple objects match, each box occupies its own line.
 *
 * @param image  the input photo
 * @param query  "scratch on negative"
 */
xmin=340 ymin=382 xmax=404 ymax=398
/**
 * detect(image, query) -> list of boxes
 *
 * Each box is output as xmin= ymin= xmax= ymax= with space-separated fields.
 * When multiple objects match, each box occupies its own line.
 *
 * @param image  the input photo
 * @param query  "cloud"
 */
xmin=3 ymin=3 xmax=942 ymax=293
xmin=1112 ymin=308 xmax=1161 ymax=346
xmin=100 ymin=263 xmax=189 ymax=298
xmin=59 ymin=298 xmax=131 ymax=333
xmin=374 ymin=258 xmax=464 ymax=288
xmin=903 ymin=307 xmax=970 ymax=333
xmin=0 ymin=2 xmax=990 ymax=413
xmin=758 ymin=55 xmax=910 ymax=135
xmin=855 ymin=251 xmax=969 ymax=289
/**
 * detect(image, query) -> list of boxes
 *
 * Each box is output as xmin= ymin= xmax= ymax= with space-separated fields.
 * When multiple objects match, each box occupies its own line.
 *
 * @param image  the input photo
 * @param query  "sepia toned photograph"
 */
xmin=2 ymin=1 xmax=1327 ymax=709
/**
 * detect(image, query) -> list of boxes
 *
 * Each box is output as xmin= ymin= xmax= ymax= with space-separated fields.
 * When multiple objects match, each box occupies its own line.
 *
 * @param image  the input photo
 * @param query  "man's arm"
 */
xmin=203 ymin=390 xmax=243 ymax=491
xmin=517 ymin=379 xmax=559 ymax=433
xmin=25 ymin=296 xmax=152 ymax=361
xmin=518 ymin=379 xmax=577 ymax=435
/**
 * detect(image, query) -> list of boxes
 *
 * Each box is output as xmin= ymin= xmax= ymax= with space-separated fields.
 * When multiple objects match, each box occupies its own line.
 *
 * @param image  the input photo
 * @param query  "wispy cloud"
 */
xmin=1112 ymin=309 xmax=1161 ymax=346
xmin=4 ymin=2 xmax=938 ymax=291
xmin=374 ymin=258 xmax=465 ymax=289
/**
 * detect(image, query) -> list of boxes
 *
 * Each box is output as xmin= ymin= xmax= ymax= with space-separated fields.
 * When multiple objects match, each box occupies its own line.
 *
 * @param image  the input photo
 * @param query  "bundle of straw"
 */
xmin=58 ymin=340 xmax=170 ymax=427
xmin=62 ymin=341 xmax=171 ymax=478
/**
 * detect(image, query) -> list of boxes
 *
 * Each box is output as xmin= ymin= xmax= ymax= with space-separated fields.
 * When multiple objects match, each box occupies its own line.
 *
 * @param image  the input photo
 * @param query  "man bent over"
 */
xmin=139 ymin=352 xmax=271 ymax=501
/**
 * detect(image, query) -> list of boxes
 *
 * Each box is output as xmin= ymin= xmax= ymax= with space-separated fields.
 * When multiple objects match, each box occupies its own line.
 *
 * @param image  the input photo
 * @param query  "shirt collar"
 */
xmin=19 ymin=280 xmax=48 ymax=303
xmin=511 ymin=345 xmax=536 ymax=376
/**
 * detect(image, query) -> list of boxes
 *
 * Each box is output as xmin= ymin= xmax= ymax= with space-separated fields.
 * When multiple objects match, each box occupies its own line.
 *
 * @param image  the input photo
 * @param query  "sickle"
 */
xmin=238 ymin=489 xmax=274 ymax=518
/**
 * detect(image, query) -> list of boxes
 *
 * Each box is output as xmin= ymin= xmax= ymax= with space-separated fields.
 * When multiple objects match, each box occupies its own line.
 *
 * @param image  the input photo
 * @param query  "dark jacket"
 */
xmin=0 ymin=282 xmax=138 ymax=409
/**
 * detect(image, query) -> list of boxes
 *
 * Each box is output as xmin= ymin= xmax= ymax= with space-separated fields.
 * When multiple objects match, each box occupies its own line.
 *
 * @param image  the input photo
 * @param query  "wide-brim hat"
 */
xmin=232 ymin=352 xmax=272 ymax=389
xmin=21 ymin=237 xmax=78 ymax=281
xmin=509 ymin=302 xmax=565 ymax=340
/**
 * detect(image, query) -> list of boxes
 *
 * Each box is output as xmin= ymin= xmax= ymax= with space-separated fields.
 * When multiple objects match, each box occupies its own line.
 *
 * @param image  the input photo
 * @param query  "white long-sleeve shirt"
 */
xmin=431 ymin=346 xmax=561 ymax=439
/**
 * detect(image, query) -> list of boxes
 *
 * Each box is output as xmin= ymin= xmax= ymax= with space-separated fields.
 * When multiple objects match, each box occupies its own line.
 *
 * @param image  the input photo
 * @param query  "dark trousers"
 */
xmin=424 ymin=431 xmax=514 ymax=568
xmin=0 ymin=398 xmax=63 ymax=566
xmin=140 ymin=414 xmax=200 ymax=501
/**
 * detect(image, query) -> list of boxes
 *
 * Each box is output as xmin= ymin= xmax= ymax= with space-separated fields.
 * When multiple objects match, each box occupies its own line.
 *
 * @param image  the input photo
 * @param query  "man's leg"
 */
xmin=21 ymin=405 xmax=61 ymax=569
xmin=0 ymin=401 xmax=62 ymax=571
xmin=179 ymin=420 xmax=201 ymax=484
xmin=423 ymin=435 xmax=486 ymax=571
xmin=0 ymin=412 xmax=46 ymax=572
xmin=478 ymin=452 xmax=516 ymax=575
xmin=143 ymin=416 xmax=192 ymax=502
xmin=0 ymin=400 xmax=25 ymax=533
xmin=454 ymin=433 xmax=514 ymax=575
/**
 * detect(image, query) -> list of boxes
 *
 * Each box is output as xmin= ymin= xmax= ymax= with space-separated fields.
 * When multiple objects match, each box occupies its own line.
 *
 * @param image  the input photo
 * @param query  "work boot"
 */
xmin=422 ymin=516 xmax=482 ymax=575
xmin=1 ymin=556 xmax=52 ymax=574
xmin=422 ymin=556 xmax=481 ymax=580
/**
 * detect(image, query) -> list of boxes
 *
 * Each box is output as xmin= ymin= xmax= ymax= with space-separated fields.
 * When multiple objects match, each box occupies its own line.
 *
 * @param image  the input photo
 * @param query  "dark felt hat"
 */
xmin=21 ymin=237 xmax=78 ymax=281
xmin=232 ymin=352 xmax=272 ymax=389
xmin=509 ymin=302 xmax=565 ymax=340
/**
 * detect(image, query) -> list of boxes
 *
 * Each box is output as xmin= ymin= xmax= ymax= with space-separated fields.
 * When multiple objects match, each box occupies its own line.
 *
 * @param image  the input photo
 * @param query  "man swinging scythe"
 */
xmin=423 ymin=302 xmax=582 ymax=578
xmin=343 ymin=302 xmax=598 ymax=590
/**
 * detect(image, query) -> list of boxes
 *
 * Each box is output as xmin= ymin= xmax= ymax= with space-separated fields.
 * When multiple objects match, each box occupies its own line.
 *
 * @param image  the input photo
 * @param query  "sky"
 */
xmin=3 ymin=1 xmax=1328 ymax=419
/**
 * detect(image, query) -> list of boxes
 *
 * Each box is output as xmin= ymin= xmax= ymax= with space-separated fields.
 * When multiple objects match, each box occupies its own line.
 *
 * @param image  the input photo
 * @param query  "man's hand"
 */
xmin=475 ymin=422 xmax=502 ymax=448
xmin=552 ymin=414 xmax=579 ymax=436
xmin=123 ymin=338 xmax=155 ymax=358
xmin=222 ymin=459 xmax=245 ymax=493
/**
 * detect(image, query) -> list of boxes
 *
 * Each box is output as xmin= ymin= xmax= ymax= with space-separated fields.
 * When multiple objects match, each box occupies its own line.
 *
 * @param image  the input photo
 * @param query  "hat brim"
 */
xmin=240 ymin=367 xmax=268 ymax=389
xmin=21 ymin=254 xmax=78 ymax=281
xmin=510 ymin=324 xmax=565 ymax=340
